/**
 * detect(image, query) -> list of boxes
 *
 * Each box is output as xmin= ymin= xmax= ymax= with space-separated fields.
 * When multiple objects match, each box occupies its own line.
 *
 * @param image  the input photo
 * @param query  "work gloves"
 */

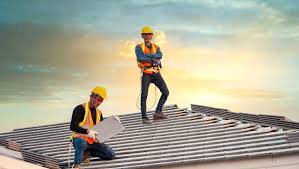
xmin=87 ymin=130 xmax=98 ymax=139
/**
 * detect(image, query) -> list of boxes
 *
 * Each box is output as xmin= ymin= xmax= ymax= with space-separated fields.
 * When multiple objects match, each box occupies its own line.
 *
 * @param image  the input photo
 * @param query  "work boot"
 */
xmin=82 ymin=151 xmax=90 ymax=163
xmin=142 ymin=117 xmax=152 ymax=124
xmin=153 ymin=112 xmax=167 ymax=120
xmin=72 ymin=164 xmax=81 ymax=169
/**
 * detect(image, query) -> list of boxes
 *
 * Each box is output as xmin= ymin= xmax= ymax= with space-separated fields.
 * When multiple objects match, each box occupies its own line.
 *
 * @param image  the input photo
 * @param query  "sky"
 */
xmin=0 ymin=0 xmax=299 ymax=132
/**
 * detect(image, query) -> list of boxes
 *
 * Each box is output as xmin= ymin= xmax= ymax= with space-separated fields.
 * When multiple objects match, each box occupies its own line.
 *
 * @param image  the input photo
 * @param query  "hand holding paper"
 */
xmin=87 ymin=130 xmax=98 ymax=139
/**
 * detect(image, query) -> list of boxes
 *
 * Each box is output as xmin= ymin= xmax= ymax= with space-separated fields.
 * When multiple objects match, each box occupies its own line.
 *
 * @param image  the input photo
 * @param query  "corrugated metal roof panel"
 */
xmin=191 ymin=104 xmax=299 ymax=129
xmin=1 ymin=104 xmax=299 ymax=169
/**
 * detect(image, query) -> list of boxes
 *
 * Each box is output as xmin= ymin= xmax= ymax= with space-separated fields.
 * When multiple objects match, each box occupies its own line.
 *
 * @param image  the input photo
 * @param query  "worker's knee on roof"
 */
xmin=109 ymin=150 xmax=116 ymax=160
xmin=103 ymin=148 xmax=116 ymax=160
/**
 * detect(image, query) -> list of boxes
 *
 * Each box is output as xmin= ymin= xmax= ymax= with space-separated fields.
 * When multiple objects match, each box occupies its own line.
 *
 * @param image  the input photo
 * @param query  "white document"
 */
xmin=90 ymin=116 xmax=125 ymax=143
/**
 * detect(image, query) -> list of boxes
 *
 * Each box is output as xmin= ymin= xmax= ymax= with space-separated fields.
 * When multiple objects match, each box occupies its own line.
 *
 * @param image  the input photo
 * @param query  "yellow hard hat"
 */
xmin=91 ymin=86 xmax=107 ymax=99
xmin=141 ymin=26 xmax=154 ymax=34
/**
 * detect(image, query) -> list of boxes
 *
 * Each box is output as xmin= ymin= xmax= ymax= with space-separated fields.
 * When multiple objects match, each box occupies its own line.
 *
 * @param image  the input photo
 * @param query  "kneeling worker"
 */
xmin=70 ymin=86 xmax=115 ymax=169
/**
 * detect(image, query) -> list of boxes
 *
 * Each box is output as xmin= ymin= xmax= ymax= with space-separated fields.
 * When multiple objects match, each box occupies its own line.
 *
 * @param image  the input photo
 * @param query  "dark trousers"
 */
xmin=141 ymin=72 xmax=169 ymax=118
xmin=73 ymin=138 xmax=115 ymax=164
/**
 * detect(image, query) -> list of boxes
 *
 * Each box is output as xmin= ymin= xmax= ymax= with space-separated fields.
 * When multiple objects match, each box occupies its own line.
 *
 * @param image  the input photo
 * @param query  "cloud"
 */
xmin=1 ymin=0 xmax=298 ymax=41
xmin=0 ymin=22 xmax=126 ymax=103
xmin=119 ymin=40 xmax=137 ymax=59
xmin=7 ymin=64 xmax=56 ymax=73
xmin=0 ymin=1 xmax=298 ymax=104
xmin=119 ymin=30 xmax=168 ymax=59
xmin=153 ymin=30 xmax=167 ymax=46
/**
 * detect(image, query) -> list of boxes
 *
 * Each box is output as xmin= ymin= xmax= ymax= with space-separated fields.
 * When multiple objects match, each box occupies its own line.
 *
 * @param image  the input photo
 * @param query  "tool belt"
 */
xmin=73 ymin=133 xmax=97 ymax=144
xmin=143 ymin=66 xmax=160 ymax=74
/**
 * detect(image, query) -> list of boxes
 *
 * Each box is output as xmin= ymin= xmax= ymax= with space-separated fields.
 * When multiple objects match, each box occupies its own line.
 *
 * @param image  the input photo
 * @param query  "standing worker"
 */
xmin=70 ymin=86 xmax=115 ymax=169
xmin=135 ymin=26 xmax=169 ymax=124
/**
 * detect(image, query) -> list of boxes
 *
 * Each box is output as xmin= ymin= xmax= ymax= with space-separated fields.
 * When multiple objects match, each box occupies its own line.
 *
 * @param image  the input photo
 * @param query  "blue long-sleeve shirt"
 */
xmin=135 ymin=43 xmax=162 ymax=62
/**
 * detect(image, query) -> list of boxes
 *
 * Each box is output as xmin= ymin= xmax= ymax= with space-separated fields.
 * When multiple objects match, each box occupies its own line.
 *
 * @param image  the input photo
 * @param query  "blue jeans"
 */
xmin=72 ymin=138 xmax=115 ymax=165
xmin=141 ymin=72 xmax=169 ymax=118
